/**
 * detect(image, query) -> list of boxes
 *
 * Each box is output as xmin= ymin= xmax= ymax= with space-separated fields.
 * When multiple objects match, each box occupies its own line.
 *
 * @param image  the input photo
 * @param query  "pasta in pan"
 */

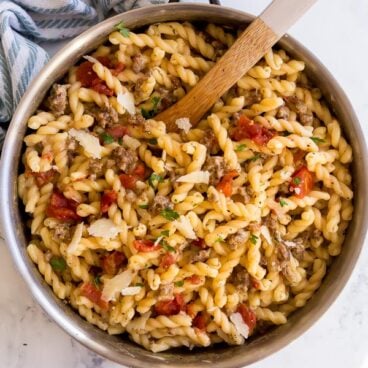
xmin=19 ymin=21 xmax=353 ymax=352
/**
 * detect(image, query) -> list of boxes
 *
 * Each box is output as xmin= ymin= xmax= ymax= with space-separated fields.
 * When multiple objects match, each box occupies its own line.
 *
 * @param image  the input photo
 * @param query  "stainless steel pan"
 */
xmin=1 ymin=3 xmax=367 ymax=368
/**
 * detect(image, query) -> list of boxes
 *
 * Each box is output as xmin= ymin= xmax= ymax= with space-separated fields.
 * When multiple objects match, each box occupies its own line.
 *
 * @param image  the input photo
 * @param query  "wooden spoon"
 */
xmin=155 ymin=0 xmax=318 ymax=131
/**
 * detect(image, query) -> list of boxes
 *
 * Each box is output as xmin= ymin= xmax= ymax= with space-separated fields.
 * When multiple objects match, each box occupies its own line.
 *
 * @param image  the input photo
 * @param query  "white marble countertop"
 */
xmin=1 ymin=0 xmax=368 ymax=367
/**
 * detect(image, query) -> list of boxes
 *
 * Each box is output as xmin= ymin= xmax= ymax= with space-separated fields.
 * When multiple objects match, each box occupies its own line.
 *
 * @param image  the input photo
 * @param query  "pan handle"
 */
xmin=168 ymin=0 xmax=221 ymax=5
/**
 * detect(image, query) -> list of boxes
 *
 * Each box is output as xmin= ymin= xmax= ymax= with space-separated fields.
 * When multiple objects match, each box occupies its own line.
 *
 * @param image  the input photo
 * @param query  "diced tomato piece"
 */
xmin=31 ymin=169 xmax=57 ymax=187
xmin=76 ymin=56 xmax=112 ymax=90
xmin=216 ymin=170 xmax=239 ymax=197
xmin=217 ymin=180 xmax=232 ymax=197
xmin=155 ymin=299 xmax=180 ymax=316
xmin=80 ymin=282 xmax=109 ymax=311
xmin=193 ymin=312 xmax=210 ymax=331
xmin=191 ymin=238 xmax=207 ymax=249
xmin=175 ymin=293 xmax=185 ymax=309
xmin=186 ymin=275 xmax=202 ymax=285
xmin=119 ymin=174 xmax=137 ymax=189
xmin=293 ymin=149 xmax=305 ymax=165
xmin=106 ymin=125 xmax=129 ymax=139
xmin=154 ymin=294 xmax=185 ymax=316
xmin=111 ymin=62 xmax=126 ymax=76
xmin=133 ymin=239 xmax=161 ymax=252
xmin=160 ymin=253 xmax=176 ymax=269
xmin=227 ymin=170 xmax=239 ymax=179
xmin=96 ymin=56 xmax=113 ymax=68
xmin=132 ymin=162 xmax=146 ymax=181
xmin=76 ymin=61 xmax=97 ymax=88
xmin=46 ymin=207 xmax=80 ymax=222
xmin=101 ymin=251 xmax=126 ymax=275
xmin=119 ymin=161 xmax=147 ymax=187
xmin=91 ymin=80 xmax=114 ymax=96
xmin=289 ymin=165 xmax=314 ymax=199
xmin=231 ymin=115 xmax=276 ymax=145
xmin=46 ymin=190 xmax=80 ymax=222
xmin=115 ymin=62 xmax=125 ymax=72
xmin=237 ymin=304 xmax=257 ymax=333
xmin=100 ymin=190 xmax=117 ymax=213
xmin=49 ymin=190 xmax=70 ymax=208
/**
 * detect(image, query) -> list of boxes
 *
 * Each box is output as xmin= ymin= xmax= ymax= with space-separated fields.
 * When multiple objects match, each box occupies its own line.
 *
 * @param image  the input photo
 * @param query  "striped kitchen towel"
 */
xmin=0 ymin=0 xmax=167 ymax=144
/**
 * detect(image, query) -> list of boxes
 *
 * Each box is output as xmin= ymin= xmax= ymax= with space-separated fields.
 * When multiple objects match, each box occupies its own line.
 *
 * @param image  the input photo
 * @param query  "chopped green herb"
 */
xmin=148 ymin=138 xmax=158 ymax=145
xmin=175 ymin=280 xmax=184 ymax=287
xmin=293 ymin=177 xmax=301 ymax=185
xmin=279 ymin=198 xmax=288 ymax=207
xmin=93 ymin=274 xmax=101 ymax=287
xmin=235 ymin=144 xmax=247 ymax=152
xmin=310 ymin=136 xmax=325 ymax=144
xmin=100 ymin=133 xmax=114 ymax=145
xmin=249 ymin=153 xmax=261 ymax=162
xmin=115 ymin=21 xmax=130 ymax=37
xmin=160 ymin=230 xmax=170 ymax=237
xmin=151 ymin=96 xmax=161 ymax=109
xmin=160 ymin=208 xmax=179 ymax=221
xmin=118 ymin=137 xmax=123 ymax=145
xmin=138 ymin=204 xmax=149 ymax=209
xmin=148 ymin=173 xmax=163 ymax=188
xmin=250 ymin=234 xmax=258 ymax=245
xmin=50 ymin=257 xmax=66 ymax=272
xmin=135 ymin=283 xmax=144 ymax=287
xmin=141 ymin=96 xmax=161 ymax=119
xmin=161 ymin=240 xmax=176 ymax=252
xmin=215 ymin=236 xmax=224 ymax=243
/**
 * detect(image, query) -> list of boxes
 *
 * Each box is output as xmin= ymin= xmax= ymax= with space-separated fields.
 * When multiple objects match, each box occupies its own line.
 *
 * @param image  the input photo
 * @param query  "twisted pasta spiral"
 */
xmin=20 ymin=21 xmax=354 ymax=353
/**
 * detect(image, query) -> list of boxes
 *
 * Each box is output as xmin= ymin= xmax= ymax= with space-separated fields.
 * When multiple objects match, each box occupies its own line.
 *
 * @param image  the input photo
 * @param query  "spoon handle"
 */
xmin=155 ymin=0 xmax=318 ymax=131
xmin=260 ymin=0 xmax=318 ymax=37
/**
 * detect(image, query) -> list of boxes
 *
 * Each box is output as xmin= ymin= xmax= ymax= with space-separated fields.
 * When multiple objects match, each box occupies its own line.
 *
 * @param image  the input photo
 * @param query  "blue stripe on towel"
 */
xmin=0 ymin=0 xmax=168 ymax=125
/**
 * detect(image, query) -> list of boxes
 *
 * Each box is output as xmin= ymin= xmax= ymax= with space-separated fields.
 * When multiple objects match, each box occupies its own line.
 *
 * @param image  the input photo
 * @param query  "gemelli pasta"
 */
xmin=19 ymin=21 xmax=353 ymax=352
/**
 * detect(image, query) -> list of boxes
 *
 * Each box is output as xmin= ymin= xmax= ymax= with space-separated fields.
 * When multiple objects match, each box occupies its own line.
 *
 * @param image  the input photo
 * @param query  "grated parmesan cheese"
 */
xmin=284 ymin=240 xmax=299 ymax=248
xmin=294 ymin=187 xmax=301 ymax=195
xmin=69 ymin=129 xmax=102 ymax=159
xmin=154 ymin=236 xmax=164 ymax=247
xmin=260 ymin=225 xmax=273 ymax=245
xmin=102 ymin=269 xmax=134 ymax=302
xmin=67 ymin=223 xmax=84 ymax=256
xmin=121 ymin=286 xmax=141 ymax=296
xmin=122 ymin=135 xmax=141 ymax=150
xmin=230 ymin=312 xmax=250 ymax=339
xmin=117 ymin=91 xmax=136 ymax=115
xmin=176 ymin=171 xmax=210 ymax=184
xmin=175 ymin=117 xmax=191 ymax=133
xmin=87 ymin=218 xmax=120 ymax=239
xmin=173 ymin=215 xmax=196 ymax=239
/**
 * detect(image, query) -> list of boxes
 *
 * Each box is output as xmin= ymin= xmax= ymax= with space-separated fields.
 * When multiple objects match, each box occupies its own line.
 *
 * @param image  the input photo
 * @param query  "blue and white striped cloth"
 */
xmin=0 ymin=0 xmax=168 ymax=143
